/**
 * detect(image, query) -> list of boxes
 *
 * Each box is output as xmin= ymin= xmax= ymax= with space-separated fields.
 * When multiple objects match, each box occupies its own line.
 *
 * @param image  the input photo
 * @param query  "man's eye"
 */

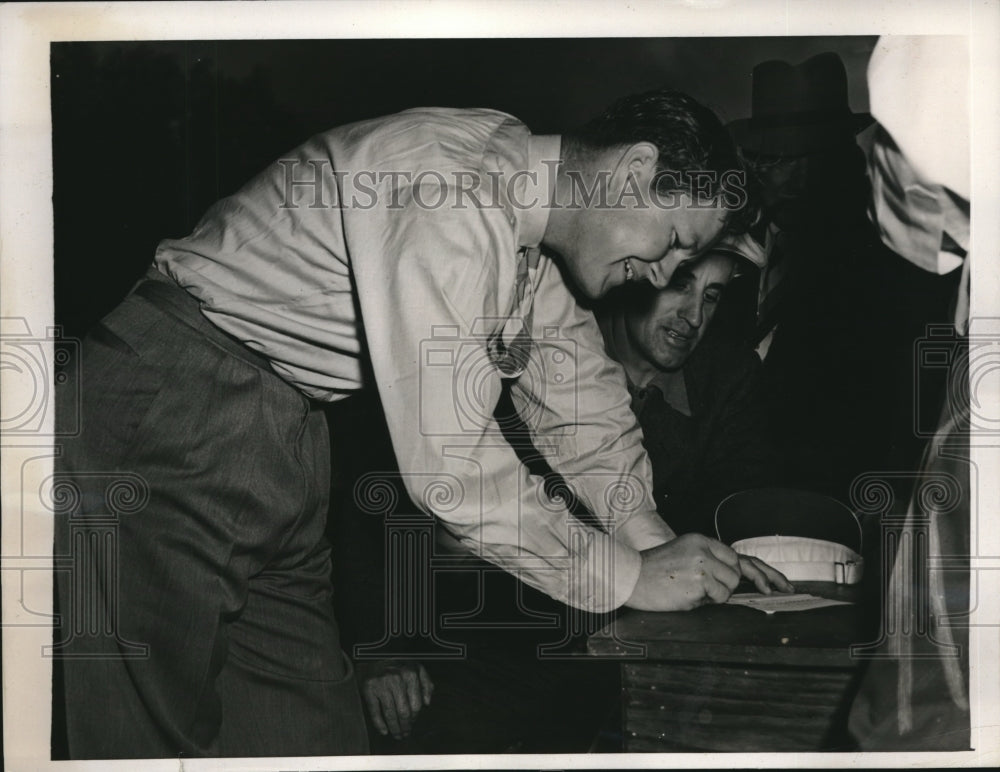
xmin=704 ymin=290 xmax=722 ymax=303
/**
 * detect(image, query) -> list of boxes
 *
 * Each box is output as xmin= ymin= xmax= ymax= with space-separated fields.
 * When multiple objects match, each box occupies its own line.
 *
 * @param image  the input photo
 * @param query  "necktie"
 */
xmin=487 ymin=246 xmax=538 ymax=378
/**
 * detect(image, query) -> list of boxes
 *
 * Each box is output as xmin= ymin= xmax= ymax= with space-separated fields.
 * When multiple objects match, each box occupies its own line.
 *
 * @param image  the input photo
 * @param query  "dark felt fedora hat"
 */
xmin=728 ymin=51 xmax=873 ymax=156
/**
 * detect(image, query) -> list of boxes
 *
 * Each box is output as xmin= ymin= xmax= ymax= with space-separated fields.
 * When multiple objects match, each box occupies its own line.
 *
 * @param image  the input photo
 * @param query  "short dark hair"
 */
xmin=568 ymin=90 xmax=759 ymax=235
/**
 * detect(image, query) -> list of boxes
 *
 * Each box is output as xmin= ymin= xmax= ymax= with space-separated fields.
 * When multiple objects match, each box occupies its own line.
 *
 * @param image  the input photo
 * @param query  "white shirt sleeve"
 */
xmin=508 ymin=255 xmax=676 ymax=553
xmin=347 ymin=182 xmax=647 ymax=612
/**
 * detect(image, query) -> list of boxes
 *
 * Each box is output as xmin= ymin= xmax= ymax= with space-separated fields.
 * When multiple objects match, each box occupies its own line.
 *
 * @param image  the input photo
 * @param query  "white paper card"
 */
xmin=725 ymin=592 xmax=855 ymax=614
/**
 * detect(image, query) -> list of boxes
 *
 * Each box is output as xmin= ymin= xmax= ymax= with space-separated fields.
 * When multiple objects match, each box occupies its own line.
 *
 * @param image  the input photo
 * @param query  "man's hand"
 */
xmin=626 ymin=533 xmax=742 ymax=611
xmin=358 ymin=660 xmax=433 ymax=740
xmin=738 ymin=554 xmax=794 ymax=594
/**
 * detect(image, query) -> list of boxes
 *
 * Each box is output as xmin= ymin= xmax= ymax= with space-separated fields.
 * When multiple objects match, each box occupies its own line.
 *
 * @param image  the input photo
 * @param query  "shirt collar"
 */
xmin=646 ymin=369 xmax=692 ymax=417
xmin=516 ymin=134 xmax=560 ymax=249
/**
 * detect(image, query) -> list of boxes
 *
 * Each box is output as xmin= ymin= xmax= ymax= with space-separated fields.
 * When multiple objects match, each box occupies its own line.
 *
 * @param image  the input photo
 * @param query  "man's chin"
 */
xmin=577 ymin=271 xmax=610 ymax=301
xmin=654 ymin=357 xmax=686 ymax=371
xmin=586 ymin=283 xmax=608 ymax=301
xmin=772 ymin=201 xmax=810 ymax=232
xmin=655 ymin=340 xmax=691 ymax=369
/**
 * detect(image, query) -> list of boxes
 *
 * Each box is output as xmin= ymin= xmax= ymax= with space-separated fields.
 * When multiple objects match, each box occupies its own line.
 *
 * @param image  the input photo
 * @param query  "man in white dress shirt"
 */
xmin=53 ymin=89 xmax=787 ymax=758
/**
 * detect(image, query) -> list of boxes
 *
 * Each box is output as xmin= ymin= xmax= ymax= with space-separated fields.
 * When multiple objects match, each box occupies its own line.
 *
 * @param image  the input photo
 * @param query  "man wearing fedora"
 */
xmin=727 ymin=51 xmax=877 ymax=355
xmin=727 ymin=51 xmax=953 ymax=504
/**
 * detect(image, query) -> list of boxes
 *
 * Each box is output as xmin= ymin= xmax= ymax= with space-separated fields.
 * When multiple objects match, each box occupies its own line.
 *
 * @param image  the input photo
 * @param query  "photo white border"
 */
xmin=2 ymin=1 xmax=998 ymax=769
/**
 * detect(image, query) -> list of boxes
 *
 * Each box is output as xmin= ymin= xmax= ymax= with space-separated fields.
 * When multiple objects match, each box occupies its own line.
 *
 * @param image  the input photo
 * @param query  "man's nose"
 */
xmin=678 ymin=298 xmax=703 ymax=328
xmin=787 ymin=156 xmax=810 ymax=193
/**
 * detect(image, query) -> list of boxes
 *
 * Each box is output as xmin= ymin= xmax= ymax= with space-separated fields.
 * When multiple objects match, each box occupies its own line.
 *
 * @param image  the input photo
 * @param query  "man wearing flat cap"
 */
xmin=598 ymin=233 xmax=782 ymax=536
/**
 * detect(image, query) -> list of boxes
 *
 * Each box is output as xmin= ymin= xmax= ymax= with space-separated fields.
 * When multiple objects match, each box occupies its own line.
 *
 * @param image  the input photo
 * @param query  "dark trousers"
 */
xmin=398 ymin=568 xmax=622 ymax=755
xmin=53 ymin=269 xmax=368 ymax=758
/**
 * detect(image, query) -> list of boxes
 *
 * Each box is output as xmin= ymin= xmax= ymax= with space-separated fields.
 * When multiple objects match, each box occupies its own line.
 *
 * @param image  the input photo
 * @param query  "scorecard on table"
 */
xmin=725 ymin=592 xmax=855 ymax=614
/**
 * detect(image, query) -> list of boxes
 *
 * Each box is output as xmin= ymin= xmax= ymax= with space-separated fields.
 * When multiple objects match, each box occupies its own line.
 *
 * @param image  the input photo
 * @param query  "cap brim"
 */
xmin=729 ymin=113 xmax=874 ymax=155
xmin=707 ymin=231 xmax=768 ymax=269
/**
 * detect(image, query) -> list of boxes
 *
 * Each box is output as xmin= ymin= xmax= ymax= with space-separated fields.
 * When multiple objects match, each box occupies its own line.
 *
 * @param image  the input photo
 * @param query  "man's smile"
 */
xmin=661 ymin=326 xmax=694 ymax=346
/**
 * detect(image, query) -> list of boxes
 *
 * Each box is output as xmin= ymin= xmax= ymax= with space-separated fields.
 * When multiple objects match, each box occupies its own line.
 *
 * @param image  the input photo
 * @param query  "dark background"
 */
xmin=51 ymin=36 xmax=879 ymax=336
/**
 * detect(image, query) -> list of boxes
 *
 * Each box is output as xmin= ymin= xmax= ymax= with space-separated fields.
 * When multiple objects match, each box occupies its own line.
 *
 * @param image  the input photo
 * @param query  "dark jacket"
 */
xmin=629 ymin=333 xmax=782 ymax=537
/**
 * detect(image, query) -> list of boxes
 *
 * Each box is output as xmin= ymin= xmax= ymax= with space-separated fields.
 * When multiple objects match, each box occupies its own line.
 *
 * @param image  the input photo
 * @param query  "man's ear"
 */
xmin=612 ymin=141 xmax=660 ymax=197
